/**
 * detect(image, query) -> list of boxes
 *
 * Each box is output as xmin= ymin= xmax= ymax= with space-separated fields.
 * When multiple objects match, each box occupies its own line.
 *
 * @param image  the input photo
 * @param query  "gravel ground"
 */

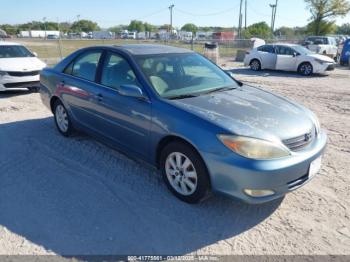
xmin=0 ymin=64 xmax=349 ymax=256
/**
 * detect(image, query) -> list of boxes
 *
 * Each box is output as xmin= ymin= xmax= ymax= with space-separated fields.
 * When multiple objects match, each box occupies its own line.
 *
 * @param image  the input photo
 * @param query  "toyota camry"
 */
xmin=40 ymin=44 xmax=327 ymax=204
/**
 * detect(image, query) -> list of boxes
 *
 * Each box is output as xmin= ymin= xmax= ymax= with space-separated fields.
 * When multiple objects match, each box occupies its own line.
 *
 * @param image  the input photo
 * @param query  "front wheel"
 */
xmin=53 ymin=100 xmax=74 ymax=137
xmin=160 ymin=142 xmax=210 ymax=204
xmin=298 ymin=62 xmax=313 ymax=76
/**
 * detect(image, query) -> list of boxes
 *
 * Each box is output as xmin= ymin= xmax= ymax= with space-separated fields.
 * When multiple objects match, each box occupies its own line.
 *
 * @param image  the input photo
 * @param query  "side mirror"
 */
xmin=33 ymin=52 xmax=38 ymax=57
xmin=119 ymin=84 xmax=146 ymax=100
xmin=293 ymin=52 xmax=297 ymax=57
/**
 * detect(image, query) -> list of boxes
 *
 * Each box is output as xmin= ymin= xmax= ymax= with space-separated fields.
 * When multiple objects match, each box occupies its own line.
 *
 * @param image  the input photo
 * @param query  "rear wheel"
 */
xmin=250 ymin=59 xmax=261 ymax=71
xmin=53 ymin=100 xmax=74 ymax=137
xmin=160 ymin=142 xmax=210 ymax=204
xmin=298 ymin=62 xmax=313 ymax=76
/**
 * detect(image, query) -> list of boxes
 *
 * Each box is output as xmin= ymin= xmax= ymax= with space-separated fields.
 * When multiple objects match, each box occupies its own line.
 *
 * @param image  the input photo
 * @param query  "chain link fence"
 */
xmin=9 ymin=38 xmax=303 ymax=66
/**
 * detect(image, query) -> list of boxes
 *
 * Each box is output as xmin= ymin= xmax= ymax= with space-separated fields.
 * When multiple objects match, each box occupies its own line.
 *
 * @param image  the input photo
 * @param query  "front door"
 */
xmin=90 ymin=52 xmax=152 ymax=159
xmin=275 ymin=45 xmax=298 ymax=71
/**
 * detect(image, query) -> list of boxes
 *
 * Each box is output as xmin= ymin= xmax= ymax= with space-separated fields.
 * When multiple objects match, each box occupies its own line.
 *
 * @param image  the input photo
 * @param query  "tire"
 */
xmin=53 ymin=100 xmax=74 ymax=137
xmin=250 ymin=59 xmax=261 ymax=71
xmin=298 ymin=62 xmax=313 ymax=76
xmin=160 ymin=142 xmax=211 ymax=204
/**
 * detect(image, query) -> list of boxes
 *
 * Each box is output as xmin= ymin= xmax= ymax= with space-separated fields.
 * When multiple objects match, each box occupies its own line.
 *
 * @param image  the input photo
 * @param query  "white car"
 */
xmin=0 ymin=42 xmax=46 ymax=91
xmin=244 ymin=44 xmax=335 ymax=76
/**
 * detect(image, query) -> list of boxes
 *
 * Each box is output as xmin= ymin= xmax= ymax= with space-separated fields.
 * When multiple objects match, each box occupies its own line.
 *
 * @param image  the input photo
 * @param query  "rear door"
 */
xmin=59 ymin=49 xmax=103 ymax=129
xmin=257 ymin=45 xmax=277 ymax=69
xmin=275 ymin=45 xmax=298 ymax=71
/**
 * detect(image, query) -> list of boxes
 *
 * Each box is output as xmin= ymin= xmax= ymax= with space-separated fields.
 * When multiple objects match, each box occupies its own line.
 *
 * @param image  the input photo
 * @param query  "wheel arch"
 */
xmin=298 ymin=61 xmax=313 ymax=70
xmin=156 ymin=135 xmax=212 ymax=189
xmin=50 ymin=96 xmax=60 ymax=113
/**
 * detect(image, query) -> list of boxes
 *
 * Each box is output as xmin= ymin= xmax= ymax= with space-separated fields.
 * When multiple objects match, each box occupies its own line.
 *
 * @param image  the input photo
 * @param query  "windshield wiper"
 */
xmin=201 ymin=86 xmax=237 ymax=95
xmin=167 ymin=94 xmax=199 ymax=100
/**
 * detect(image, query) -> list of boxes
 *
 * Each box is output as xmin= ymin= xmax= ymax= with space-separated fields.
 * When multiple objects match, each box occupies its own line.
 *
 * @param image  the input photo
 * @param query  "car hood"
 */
xmin=308 ymin=53 xmax=335 ymax=63
xmin=170 ymin=85 xmax=315 ymax=141
xmin=0 ymin=57 xmax=46 ymax=72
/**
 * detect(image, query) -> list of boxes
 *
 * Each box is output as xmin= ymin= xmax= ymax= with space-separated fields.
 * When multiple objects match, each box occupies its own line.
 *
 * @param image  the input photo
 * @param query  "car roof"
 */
xmin=114 ymin=44 xmax=194 ymax=55
xmin=0 ymin=41 xmax=22 ymax=46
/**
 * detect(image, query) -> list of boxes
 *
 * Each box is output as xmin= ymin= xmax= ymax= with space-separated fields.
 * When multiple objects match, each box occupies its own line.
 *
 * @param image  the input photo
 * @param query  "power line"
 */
xmin=174 ymin=6 xmax=238 ymax=17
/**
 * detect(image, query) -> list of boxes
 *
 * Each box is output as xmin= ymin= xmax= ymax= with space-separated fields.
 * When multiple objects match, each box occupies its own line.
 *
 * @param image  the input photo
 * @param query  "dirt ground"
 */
xmin=0 ymin=64 xmax=349 ymax=256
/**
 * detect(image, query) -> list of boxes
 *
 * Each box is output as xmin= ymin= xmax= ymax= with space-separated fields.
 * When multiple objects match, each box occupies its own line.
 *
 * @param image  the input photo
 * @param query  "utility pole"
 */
xmin=273 ymin=0 xmax=278 ymax=33
xmin=77 ymin=14 xmax=81 ymax=38
xmin=169 ymin=4 xmax=175 ymax=36
xmin=245 ymin=0 xmax=247 ymax=30
xmin=43 ymin=17 xmax=47 ymax=40
xmin=270 ymin=0 xmax=278 ymax=36
xmin=57 ymin=18 xmax=63 ymax=59
xmin=269 ymin=3 xmax=276 ymax=34
xmin=238 ymin=0 xmax=243 ymax=38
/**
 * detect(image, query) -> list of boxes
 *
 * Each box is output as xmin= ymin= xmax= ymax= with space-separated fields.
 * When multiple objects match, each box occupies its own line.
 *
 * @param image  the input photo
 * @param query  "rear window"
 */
xmin=257 ymin=45 xmax=275 ymax=53
xmin=64 ymin=51 xmax=102 ymax=82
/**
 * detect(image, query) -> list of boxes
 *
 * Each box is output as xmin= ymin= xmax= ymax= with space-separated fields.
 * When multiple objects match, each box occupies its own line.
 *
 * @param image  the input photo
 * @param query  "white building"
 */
xmin=20 ymin=30 xmax=60 ymax=38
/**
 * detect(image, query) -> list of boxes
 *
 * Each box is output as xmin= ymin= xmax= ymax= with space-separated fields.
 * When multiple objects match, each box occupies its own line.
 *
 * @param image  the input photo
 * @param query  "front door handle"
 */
xmin=94 ymin=93 xmax=103 ymax=102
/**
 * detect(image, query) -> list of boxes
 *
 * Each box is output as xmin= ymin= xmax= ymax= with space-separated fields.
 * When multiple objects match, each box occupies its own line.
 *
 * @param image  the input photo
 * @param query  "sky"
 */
xmin=0 ymin=0 xmax=349 ymax=29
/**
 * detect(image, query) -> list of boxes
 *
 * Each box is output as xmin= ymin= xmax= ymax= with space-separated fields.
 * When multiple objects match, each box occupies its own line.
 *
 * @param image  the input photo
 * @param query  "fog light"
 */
xmin=244 ymin=189 xmax=275 ymax=198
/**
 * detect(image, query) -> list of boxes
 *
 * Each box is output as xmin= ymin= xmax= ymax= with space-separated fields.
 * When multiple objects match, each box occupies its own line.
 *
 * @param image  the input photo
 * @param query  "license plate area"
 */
xmin=309 ymin=156 xmax=322 ymax=179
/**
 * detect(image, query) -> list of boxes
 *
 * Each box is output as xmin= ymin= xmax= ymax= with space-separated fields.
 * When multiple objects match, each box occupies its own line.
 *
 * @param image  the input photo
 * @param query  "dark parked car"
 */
xmin=40 ymin=45 xmax=327 ymax=204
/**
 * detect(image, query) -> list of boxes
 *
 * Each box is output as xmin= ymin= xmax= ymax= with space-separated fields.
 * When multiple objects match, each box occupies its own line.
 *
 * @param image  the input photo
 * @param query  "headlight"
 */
xmin=309 ymin=113 xmax=321 ymax=136
xmin=314 ymin=58 xmax=327 ymax=64
xmin=218 ymin=135 xmax=290 ymax=160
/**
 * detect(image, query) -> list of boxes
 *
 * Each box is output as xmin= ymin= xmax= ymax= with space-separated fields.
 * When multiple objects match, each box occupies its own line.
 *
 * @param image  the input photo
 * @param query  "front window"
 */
xmin=291 ymin=45 xmax=314 ymax=55
xmin=135 ymin=53 xmax=238 ymax=99
xmin=0 ymin=45 xmax=35 ymax=58
xmin=101 ymin=52 xmax=140 ymax=89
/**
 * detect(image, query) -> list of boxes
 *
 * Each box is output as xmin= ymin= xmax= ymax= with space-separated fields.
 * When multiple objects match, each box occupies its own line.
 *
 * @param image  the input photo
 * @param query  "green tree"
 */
xmin=128 ymin=20 xmax=145 ymax=32
xmin=0 ymin=24 xmax=17 ymax=35
xmin=71 ymin=19 xmax=100 ymax=32
xmin=306 ymin=20 xmax=337 ymax=35
xmin=144 ymin=22 xmax=156 ymax=32
xmin=243 ymin=22 xmax=271 ymax=39
xmin=337 ymin=23 xmax=350 ymax=34
xmin=305 ymin=0 xmax=350 ymax=35
xmin=181 ymin=23 xmax=198 ymax=33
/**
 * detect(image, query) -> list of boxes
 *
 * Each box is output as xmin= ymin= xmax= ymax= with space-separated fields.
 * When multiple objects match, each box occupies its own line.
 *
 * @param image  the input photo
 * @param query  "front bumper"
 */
xmin=313 ymin=62 xmax=335 ymax=74
xmin=0 ymin=74 xmax=40 ymax=91
xmin=203 ymin=130 xmax=327 ymax=204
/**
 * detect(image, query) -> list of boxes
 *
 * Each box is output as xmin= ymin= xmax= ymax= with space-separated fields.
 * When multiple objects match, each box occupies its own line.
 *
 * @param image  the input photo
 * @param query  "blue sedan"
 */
xmin=40 ymin=44 xmax=327 ymax=204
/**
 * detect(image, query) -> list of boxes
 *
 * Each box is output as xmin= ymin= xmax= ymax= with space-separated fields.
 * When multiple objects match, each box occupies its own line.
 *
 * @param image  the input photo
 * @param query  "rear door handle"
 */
xmin=94 ymin=93 xmax=103 ymax=102
xmin=58 ymin=81 xmax=65 ymax=88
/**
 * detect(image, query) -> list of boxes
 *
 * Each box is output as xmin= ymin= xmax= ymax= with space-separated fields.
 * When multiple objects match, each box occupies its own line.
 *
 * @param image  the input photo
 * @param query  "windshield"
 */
xmin=0 ymin=45 xmax=35 ymax=58
xmin=135 ymin=53 xmax=238 ymax=99
xmin=292 ymin=45 xmax=314 ymax=55
xmin=306 ymin=37 xmax=328 ymax=45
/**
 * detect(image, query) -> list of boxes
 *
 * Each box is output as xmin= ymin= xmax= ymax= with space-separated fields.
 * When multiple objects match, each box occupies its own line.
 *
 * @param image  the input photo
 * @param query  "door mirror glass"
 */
xmin=119 ymin=84 xmax=146 ymax=99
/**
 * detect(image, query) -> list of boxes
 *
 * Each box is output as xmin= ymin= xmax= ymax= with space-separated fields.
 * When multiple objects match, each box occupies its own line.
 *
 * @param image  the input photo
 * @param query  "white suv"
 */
xmin=304 ymin=36 xmax=338 ymax=59
xmin=0 ymin=42 xmax=46 ymax=91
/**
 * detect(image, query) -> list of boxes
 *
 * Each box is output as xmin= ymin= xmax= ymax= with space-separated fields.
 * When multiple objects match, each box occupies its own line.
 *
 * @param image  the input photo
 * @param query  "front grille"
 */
xmin=283 ymin=128 xmax=315 ymax=151
xmin=4 ymin=81 xmax=39 ymax=88
xmin=7 ymin=71 xmax=40 ymax=77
